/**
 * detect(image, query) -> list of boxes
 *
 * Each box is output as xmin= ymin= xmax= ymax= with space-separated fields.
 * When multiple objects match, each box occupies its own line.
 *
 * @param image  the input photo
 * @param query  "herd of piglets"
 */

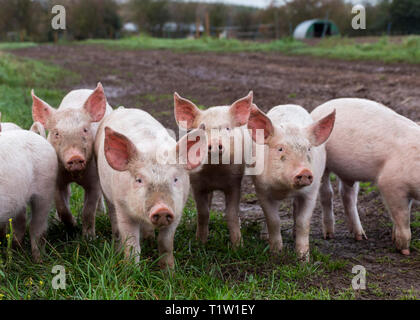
xmin=0 ymin=84 xmax=418 ymax=267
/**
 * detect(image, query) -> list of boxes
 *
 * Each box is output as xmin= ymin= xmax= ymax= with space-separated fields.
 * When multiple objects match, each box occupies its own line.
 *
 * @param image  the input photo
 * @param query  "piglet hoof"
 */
xmin=260 ymin=232 xmax=269 ymax=241
xmin=195 ymin=231 xmax=209 ymax=245
xmin=159 ymin=257 xmax=175 ymax=270
xmin=400 ymin=249 xmax=410 ymax=256
xmin=232 ymin=240 xmax=243 ymax=250
xmin=323 ymin=230 xmax=335 ymax=240
xmin=82 ymin=228 xmax=96 ymax=240
xmin=230 ymin=235 xmax=243 ymax=249
xmin=12 ymin=239 xmax=24 ymax=251
xmin=297 ymin=251 xmax=310 ymax=263
xmin=65 ymin=225 xmax=78 ymax=237
xmin=56 ymin=210 xmax=77 ymax=227
xmin=392 ymin=230 xmax=410 ymax=254
xmin=394 ymin=242 xmax=410 ymax=256
xmin=354 ymin=232 xmax=367 ymax=241
xmin=269 ymin=242 xmax=283 ymax=255
xmin=31 ymin=251 xmax=43 ymax=264
xmin=112 ymin=231 xmax=120 ymax=241
xmin=33 ymin=256 xmax=43 ymax=264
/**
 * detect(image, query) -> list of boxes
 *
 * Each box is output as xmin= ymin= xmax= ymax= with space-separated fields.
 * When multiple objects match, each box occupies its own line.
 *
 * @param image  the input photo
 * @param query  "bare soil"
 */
xmin=12 ymin=44 xmax=420 ymax=299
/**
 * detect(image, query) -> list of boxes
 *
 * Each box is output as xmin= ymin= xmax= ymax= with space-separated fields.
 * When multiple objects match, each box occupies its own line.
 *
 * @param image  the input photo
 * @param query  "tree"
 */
xmin=234 ymin=8 xmax=256 ymax=32
xmin=209 ymin=3 xmax=229 ymax=31
xmin=169 ymin=1 xmax=197 ymax=25
xmin=130 ymin=0 xmax=170 ymax=35
xmin=0 ymin=0 xmax=38 ymax=40
xmin=68 ymin=0 xmax=122 ymax=40
xmin=390 ymin=0 xmax=420 ymax=34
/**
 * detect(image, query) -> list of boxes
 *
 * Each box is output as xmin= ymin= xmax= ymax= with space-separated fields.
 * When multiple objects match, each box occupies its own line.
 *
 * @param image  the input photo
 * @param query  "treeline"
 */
xmin=0 ymin=0 xmax=122 ymax=41
xmin=0 ymin=0 xmax=419 ymax=42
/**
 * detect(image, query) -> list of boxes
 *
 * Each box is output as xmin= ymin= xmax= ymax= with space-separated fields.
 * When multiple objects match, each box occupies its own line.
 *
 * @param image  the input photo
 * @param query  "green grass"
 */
xmin=1 ymin=192 xmax=346 ymax=300
xmin=0 ymin=42 xmax=37 ymax=51
xmin=4 ymin=35 xmax=420 ymax=64
xmin=399 ymin=288 xmax=418 ymax=300
xmin=359 ymin=182 xmax=378 ymax=195
xmin=0 ymin=52 xmax=79 ymax=128
xmin=411 ymin=212 xmax=420 ymax=229
xmin=84 ymin=35 xmax=305 ymax=53
xmin=297 ymin=36 xmax=420 ymax=64
xmin=84 ymin=35 xmax=420 ymax=64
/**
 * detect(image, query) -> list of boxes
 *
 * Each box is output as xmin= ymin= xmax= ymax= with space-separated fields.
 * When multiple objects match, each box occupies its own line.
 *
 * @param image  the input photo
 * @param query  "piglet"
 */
xmin=174 ymin=92 xmax=253 ymax=247
xmin=312 ymin=98 xmax=419 ymax=255
xmin=31 ymin=83 xmax=112 ymax=237
xmin=248 ymin=104 xmax=335 ymax=260
xmin=0 ymin=114 xmax=27 ymax=242
xmin=95 ymin=108 xmax=207 ymax=268
xmin=0 ymin=128 xmax=58 ymax=262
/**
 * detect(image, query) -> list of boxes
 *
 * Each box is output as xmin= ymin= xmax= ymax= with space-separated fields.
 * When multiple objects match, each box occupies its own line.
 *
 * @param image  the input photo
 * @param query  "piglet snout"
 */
xmin=65 ymin=149 xmax=86 ymax=171
xmin=149 ymin=204 xmax=174 ymax=227
xmin=294 ymin=169 xmax=313 ymax=188
xmin=208 ymin=142 xmax=224 ymax=154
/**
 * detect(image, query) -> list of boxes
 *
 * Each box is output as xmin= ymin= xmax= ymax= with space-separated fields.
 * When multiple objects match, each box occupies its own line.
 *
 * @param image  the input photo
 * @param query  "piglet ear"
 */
xmin=31 ymin=89 xmax=55 ymax=128
xmin=174 ymin=92 xmax=201 ymax=130
xmin=307 ymin=109 xmax=336 ymax=147
xmin=177 ymin=123 xmax=207 ymax=170
xmin=104 ymin=127 xmax=138 ymax=171
xmin=30 ymin=122 xmax=47 ymax=138
xmin=84 ymin=82 xmax=107 ymax=122
xmin=247 ymin=104 xmax=274 ymax=144
xmin=230 ymin=91 xmax=253 ymax=127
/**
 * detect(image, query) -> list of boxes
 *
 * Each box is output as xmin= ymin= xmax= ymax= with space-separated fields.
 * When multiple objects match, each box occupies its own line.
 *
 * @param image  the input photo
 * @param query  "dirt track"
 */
xmin=13 ymin=44 xmax=420 ymax=299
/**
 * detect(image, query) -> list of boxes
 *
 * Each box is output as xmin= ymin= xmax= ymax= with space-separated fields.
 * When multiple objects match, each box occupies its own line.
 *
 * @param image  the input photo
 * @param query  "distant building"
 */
xmin=161 ymin=22 xmax=204 ymax=38
xmin=123 ymin=22 xmax=139 ymax=33
xmin=293 ymin=19 xmax=340 ymax=39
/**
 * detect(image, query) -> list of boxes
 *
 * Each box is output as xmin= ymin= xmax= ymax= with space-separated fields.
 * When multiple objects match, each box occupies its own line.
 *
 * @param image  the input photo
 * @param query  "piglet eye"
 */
xmin=174 ymin=178 xmax=178 ymax=183
xmin=83 ymin=128 xmax=89 ymax=133
xmin=226 ymin=127 xmax=230 ymax=131
xmin=278 ymin=147 xmax=283 ymax=152
xmin=136 ymin=178 xmax=142 ymax=184
xmin=308 ymin=147 xmax=311 ymax=152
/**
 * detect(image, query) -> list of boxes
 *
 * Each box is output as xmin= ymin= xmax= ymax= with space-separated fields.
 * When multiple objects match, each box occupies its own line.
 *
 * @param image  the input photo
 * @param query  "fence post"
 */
xmin=205 ymin=12 xmax=210 ymax=37
xmin=196 ymin=16 xmax=200 ymax=38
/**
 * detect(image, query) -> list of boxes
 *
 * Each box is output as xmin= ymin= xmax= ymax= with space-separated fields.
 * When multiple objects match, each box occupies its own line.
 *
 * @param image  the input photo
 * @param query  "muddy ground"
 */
xmin=13 ymin=44 xmax=420 ymax=299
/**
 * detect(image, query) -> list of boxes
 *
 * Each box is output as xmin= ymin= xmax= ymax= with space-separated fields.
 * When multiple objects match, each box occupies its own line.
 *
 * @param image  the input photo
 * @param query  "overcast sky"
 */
xmin=186 ymin=0 xmax=378 ymax=9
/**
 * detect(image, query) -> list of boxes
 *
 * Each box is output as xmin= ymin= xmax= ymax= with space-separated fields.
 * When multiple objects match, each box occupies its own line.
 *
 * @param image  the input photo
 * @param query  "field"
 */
xmin=85 ymin=35 xmax=420 ymax=63
xmin=0 ymin=36 xmax=419 ymax=300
